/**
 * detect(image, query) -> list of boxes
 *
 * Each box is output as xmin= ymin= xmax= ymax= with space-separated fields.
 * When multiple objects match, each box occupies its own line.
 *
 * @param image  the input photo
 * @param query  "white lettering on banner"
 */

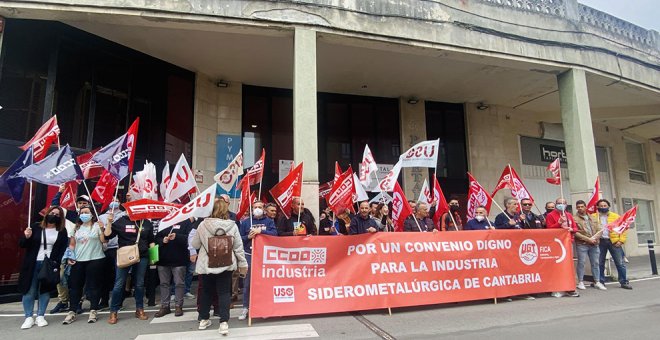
xmin=44 ymin=158 xmax=77 ymax=179
xmin=482 ymin=273 xmax=542 ymax=287
xmin=431 ymin=258 xmax=498 ymax=271
xmin=263 ymin=246 xmax=327 ymax=265
xmin=263 ymin=266 xmax=326 ymax=279
xmin=328 ymin=176 xmax=352 ymax=206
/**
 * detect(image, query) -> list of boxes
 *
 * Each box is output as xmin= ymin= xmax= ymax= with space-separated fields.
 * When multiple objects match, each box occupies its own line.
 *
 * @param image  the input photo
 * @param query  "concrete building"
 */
xmin=0 ymin=0 xmax=658 ymax=294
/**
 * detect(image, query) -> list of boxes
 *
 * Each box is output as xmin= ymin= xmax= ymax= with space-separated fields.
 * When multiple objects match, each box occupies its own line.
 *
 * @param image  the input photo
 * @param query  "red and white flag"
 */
xmin=391 ymin=182 xmax=413 ymax=232
xmin=91 ymin=170 xmax=119 ymax=211
xmin=123 ymin=199 xmax=182 ymax=221
xmin=164 ymin=154 xmax=197 ymax=202
xmin=492 ymin=165 xmax=535 ymax=202
xmin=334 ymin=162 xmax=342 ymax=183
xmin=160 ymin=161 xmax=170 ymax=201
xmin=77 ymin=148 xmax=104 ymax=179
xmin=20 ymin=115 xmax=60 ymax=161
xmin=318 ymin=181 xmax=333 ymax=198
xmin=141 ymin=162 xmax=159 ymax=200
xmin=586 ymin=176 xmax=601 ymax=214
xmin=236 ymin=173 xmax=253 ymax=220
xmin=608 ymin=205 xmax=638 ymax=234
xmin=214 ymin=150 xmax=243 ymax=192
xmin=399 ymin=139 xmax=439 ymax=168
xmin=432 ymin=174 xmax=450 ymax=226
xmin=417 ymin=179 xmax=433 ymax=205
xmin=546 ymin=158 xmax=562 ymax=185
xmin=466 ymin=172 xmax=493 ymax=220
xmin=326 ymin=169 xmax=354 ymax=215
xmin=159 ymin=184 xmax=217 ymax=231
xmin=237 ymin=149 xmax=264 ymax=189
xmin=374 ymin=160 xmax=402 ymax=192
xmin=269 ymin=162 xmax=303 ymax=219
xmin=359 ymin=145 xmax=379 ymax=187
xmin=353 ymin=173 xmax=369 ymax=202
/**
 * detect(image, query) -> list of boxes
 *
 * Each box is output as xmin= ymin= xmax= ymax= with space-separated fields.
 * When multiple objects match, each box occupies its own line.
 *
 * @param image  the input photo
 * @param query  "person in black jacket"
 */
xmin=154 ymin=219 xmax=193 ymax=318
xmin=18 ymin=206 xmax=69 ymax=329
xmin=279 ymin=198 xmax=317 ymax=236
xmin=104 ymin=207 xmax=155 ymax=324
xmin=519 ymin=198 xmax=544 ymax=229
xmin=350 ymin=201 xmax=379 ymax=235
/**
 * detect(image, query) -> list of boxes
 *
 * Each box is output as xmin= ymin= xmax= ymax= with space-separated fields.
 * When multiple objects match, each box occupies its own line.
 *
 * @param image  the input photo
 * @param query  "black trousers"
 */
xmin=100 ymin=248 xmax=117 ymax=305
xmin=198 ymin=271 xmax=232 ymax=322
xmin=145 ymin=266 xmax=159 ymax=305
xmin=69 ymin=258 xmax=104 ymax=311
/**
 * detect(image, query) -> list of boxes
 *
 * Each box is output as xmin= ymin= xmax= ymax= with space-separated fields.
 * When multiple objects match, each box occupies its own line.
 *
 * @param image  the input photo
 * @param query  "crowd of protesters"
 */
xmin=18 ymin=183 xmax=632 ymax=334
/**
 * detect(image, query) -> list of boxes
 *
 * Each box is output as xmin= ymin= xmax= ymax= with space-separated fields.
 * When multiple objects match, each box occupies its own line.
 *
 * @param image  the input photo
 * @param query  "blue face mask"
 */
xmin=79 ymin=213 xmax=93 ymax=223
xmin=597 ymin=207 xmax=609 ymax=214
xmin=109 ymin=202 xmax=120 ymax=210
xmin=555 ymin=204 xmax=567 ymax=212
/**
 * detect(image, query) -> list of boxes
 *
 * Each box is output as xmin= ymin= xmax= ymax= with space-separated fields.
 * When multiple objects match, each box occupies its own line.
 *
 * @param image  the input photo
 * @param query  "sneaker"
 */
xmin=219 ymin=321 xmax=229 ymax=335
xmin=184 ymin=292 xmax=195 ymax=300
xmin=567 ymin=291 xmax=580 ymax=297
xmin=576 ymin=282 xmax=586 ymax=290
xmin=624 ymin=257 xmax=629 ymax=263
xmin=62 ymin=311 xmax=76 ymax=325
xmin=21 ymin=317 xmax=34 ymax=330
xmin=523 ymin=295 xmax=535 ymax=300
xmin=50 ymin=302 xmax=69 ymax=314
xmin=594 ymin=282 xmax=607 ymax=290
xmin=199 ymin=319 xmax=212 ymax=330
xmin=170 ymin=295 xmax=175 ymax=302
xmin=35 ymin=316 xmax=48 ymax=327
xmin=504 ymin=298 xmax=513 ymax=302
xmin=621 ymin=283 xmax=633 ymax=290
xmin=551 ymin=292 xmax=563 ymax=298
xmin=88 ymin=310 xmax=98 ymax=323
xmin=238 ymin=308 xmax=248 ymax=321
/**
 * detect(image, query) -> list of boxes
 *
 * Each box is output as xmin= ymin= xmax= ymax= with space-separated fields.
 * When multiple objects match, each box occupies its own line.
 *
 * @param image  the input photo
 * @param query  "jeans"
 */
xmin=69 ymin=258 xmax=104 ymax=311
xmin=22 ymin=261 xmax=50 ymax=317
xmin=158 ymin=266 xmax=185 ymax=308
xmin=599 ymin=238 xmax=627 ymax=284
xmin=198 ymin=271 xmax=232 ymax=322
xmin=243 ymin=254 xmax=252 ymax=309
xmin=111 ymin=257 xmax=148 ymax=312
xmin=576 ymin=244 xmax=600 ymax=283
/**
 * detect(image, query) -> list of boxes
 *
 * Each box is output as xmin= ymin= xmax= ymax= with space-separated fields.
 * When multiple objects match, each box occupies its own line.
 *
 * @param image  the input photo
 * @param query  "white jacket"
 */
xmin=192 ymin=218 xmax=247 ymax=275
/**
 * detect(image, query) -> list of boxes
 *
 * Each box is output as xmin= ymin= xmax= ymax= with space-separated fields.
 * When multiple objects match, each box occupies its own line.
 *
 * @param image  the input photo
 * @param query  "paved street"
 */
xmin=1 ymin=273 xmax=658 ymax=339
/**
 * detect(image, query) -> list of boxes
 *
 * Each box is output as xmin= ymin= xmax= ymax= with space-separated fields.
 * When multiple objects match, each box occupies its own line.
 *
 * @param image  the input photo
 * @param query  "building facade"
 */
xmin=0 ymin=0 xmax=658 ymax=295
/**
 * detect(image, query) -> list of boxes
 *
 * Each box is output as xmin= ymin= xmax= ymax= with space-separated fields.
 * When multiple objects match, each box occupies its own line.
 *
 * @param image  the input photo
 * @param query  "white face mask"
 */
xmin=253 ymin=208 xmax=264 ymax=217
xmin=475 ymin=215 xmax=485 ymax=222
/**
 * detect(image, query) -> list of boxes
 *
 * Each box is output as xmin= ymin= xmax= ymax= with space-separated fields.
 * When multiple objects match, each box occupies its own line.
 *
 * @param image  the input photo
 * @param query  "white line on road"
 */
xmin=135 ymin=323 xmax=319 ymax=340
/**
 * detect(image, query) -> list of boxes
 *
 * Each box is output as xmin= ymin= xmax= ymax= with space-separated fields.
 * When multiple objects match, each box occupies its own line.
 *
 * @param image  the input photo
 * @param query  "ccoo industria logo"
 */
xmin=263 ymin=246 xmax=327 ymax=265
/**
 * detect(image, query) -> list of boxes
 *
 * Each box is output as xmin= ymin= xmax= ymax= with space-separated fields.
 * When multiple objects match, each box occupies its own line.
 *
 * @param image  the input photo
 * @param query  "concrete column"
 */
xmin=557 ymin=69 xmax=598 ymax=203
xmin=399 ymin=98 xmax=427 ymax=199
xmin=293 ymin=28 xmax=319 ymax=219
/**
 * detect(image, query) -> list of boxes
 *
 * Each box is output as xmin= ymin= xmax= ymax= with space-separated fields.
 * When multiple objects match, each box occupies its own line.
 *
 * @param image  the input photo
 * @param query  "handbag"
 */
xmin=117 ymin=223 xmax=142 ymax=268
xmin=37 ymin=228 xmax=61 ymax=287
xmin=201 ymin=224 xmax=233 ymax=268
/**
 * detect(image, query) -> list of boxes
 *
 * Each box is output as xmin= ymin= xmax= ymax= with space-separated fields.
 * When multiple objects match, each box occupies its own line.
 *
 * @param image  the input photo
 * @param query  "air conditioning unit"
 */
xmin=540 ymin=122 xmax=564 ymax=141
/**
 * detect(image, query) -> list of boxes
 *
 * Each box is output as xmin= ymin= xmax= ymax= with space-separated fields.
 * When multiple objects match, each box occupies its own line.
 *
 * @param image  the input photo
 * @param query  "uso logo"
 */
xmin=264 ymin=246 xmax=327 ymax=265
xmin=273 ymin=286 xmax=295 ymax=303
xmin=518 ymin=239 xmax=539 ymax=266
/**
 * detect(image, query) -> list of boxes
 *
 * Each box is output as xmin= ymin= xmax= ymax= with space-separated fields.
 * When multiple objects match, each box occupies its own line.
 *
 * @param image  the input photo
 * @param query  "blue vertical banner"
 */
xmin=216 ymin=134 xmax=242 ymax=197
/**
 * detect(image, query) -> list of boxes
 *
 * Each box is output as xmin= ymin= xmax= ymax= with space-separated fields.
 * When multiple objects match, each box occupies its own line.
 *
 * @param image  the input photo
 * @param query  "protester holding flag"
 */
xmin=494 ymin=198 xmax=522 ymax=229
xmin=192 ymin=198 xmax=247 ymax=334
xmin=349 ymin=201 xmax=379 ymax=235
xmin=404 ymin=202 xmax=435 ymax=232
xmin=464 ymin=206 xmax=494 ymax=231
xmin=519 ymin=198 xmax=544 ymax=229
xmin=440 ymin=199 xmax=463 ymax=231
xmin=154 ymin=219 xmax=194 ymax=318
xmin=545 ymin=198 xmax=580 ymax=298
xmin=280 ymin=198 xmax=317 ymax=236
xmin=18 ymin=206 xmax=69 ymax=330
xmin=238 ymin=200 xmax=277 ymax=321
xmin=375 ymin=203 xmax=394 ymax=232
xmin=104 ymin=196 xmax=156 ymax=324
xmin=573 ymin=200 xmax=607 ymax=291
xmin=62 ymin=206 xmax=107 ymax=325
xmin=593 ymin=199 xmax=631 ymax=289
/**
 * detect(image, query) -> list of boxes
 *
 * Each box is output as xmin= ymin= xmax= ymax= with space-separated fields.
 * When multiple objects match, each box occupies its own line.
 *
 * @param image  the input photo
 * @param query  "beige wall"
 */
xmin=399 ymin=98 xmax=427 ymax=199
xmin=466 ymin=103 xmax=660 ymax=256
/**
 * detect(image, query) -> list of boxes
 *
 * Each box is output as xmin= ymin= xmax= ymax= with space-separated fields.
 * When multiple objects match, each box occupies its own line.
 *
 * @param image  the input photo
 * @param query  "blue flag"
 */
xmin=18 ymin=144 xmax=83 ymax=185
xmin=0 ymin=146 xmax=34 ymax=203
xmin=91 ymin=133 xmax=130 ymax=180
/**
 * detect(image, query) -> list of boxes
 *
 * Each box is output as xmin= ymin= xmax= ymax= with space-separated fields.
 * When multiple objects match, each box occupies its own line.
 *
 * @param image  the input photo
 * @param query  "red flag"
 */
xmin=20 ymin=115 xmax=60 ymax=161
xmin=608 ymin=205 xmax=638 ymax=234
xmin=122 ymin=199 xmax=182 ymax=221
xmin=586 ymin=176 xmax=601 ymax=214
xmin=492 ymin=164 xmax=535 ymax=203
xmin=546 ymin=158 xmax=561 ymax=185
xmin=126 ymin=118 xmax=139 ymax=172
xmin=432 ymin=174 xmax=450 ymax=226
xmin=59 ymin=182 xmax=79 ymax=211
xmin=91 ymin=170 xmax=118 ymax=211
xmin=334 ymin=162 xmax=342 ymax=183
xmin=319 ymin=181 xmax=333 ymax=198
xmin=391 ymin=182 xmax=413 ymax=232
xmin=77 ymin=148 xmax=104 ymax=179
xmin=327 ymin=168 xmax=354 ymax=215
xmin=237 ymin=173 xmax=252 ymax=220
xmin=270 ymin=162 xmax=303 ymax=219
xmin=237 ymin=149 xmax=265 ymax=189
xmin=466 ymin=172 xmax=493 ymax=220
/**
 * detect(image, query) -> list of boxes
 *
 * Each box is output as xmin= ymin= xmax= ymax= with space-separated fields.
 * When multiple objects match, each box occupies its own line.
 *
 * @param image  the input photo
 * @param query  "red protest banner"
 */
xmin=122 ymin=199 xmax=182 ymax=221
xmin=250 ymin=229 xmax=575 ymax=318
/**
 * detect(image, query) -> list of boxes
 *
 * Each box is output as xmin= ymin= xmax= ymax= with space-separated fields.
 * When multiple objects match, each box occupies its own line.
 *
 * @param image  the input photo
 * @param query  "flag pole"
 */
xmin=81 ymin=179 xmax=100 ymax=219
xmin=491 ymin=199 xmax=514 ymax=223
xmin=26 ymin=151 xmax=35 ymax=230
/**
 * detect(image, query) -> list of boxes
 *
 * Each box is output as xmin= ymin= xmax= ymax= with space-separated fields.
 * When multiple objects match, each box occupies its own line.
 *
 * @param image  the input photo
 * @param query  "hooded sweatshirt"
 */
xmin=191 ymin=217 xmax=247 ymax=275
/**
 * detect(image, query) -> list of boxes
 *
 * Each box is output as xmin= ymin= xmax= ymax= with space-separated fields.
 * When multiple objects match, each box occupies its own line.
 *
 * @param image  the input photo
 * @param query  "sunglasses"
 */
xmin=522 ymin=203 xmax=533 ymax=207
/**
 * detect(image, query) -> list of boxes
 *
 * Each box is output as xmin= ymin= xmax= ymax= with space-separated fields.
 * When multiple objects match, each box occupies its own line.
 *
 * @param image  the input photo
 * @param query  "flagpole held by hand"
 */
xmin=81 ymin=179 xmax=100 ymax=219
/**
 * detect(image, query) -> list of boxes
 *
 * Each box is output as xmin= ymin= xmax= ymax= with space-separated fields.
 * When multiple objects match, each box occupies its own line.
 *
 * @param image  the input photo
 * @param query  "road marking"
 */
xmin=351 ymin=312 xmax=397 ymax=340
xmin=135 ymin=323 xmax=319 ymax=339
xmin=604 ymin=276 xmax=660 ymax=286
xmin=150 ymin=308 xmax=241 ymax=324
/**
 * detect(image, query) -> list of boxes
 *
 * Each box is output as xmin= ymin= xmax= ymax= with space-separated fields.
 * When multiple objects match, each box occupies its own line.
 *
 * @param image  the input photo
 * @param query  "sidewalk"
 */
xmin=621 ymin=254 xmax=660 ymax=280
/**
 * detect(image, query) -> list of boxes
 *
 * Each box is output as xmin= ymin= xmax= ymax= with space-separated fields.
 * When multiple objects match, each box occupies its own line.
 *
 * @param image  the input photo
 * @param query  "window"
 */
xmin=623 ymin=198 xmax=656 ymax=245
xmin=625 ymin=141 xmax=648 ymax=183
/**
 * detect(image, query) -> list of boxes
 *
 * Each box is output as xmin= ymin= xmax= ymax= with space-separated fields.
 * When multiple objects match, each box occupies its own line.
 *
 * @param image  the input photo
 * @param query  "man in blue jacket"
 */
xmin=350 ymin=201 xmax=379 ymax=235
xmin=238 ymin=201 xmax=277 ymax=321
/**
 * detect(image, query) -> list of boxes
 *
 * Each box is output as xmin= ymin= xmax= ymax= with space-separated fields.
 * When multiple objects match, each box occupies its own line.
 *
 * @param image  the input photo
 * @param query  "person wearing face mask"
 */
xmin=62 ymin=207 xmax=106 ymax=324
xmin=545 ymin=198 xmax=580 ymax=298
xmin=18 ymin=206 xmax=69 ymax=329
xmin=464 ymin=206 xmax=495 ymax=230
xmin=593 ymin=199 xmax=631 ymax=290
xmin=439 ymin=199 xmax=463 ymax=231
xmin=494 ymin=198 xmax=522 ymax=229
xmin=97 ymin=199 xmax=125 ymax=310
xmin=238 ymin=200 xmax=277 ymax=321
